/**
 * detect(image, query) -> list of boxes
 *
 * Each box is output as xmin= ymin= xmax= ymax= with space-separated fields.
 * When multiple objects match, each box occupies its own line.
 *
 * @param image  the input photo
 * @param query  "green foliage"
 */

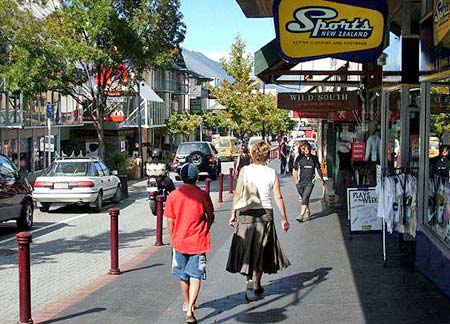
xmin=210 ymin=35 xmax=294 ymax=138
xmin=202 ymin=111 xmax=233 ymax=134
xmin=0 ymin=0 xmax=185 ymax=157
xmin=167 ymin=112 xmax=202 ymax=140
xmin=209 ymin=35 xmax=260 ymax=136
xmin=105 ymin=152 xmax=132 ymax=175
xmin=431 ymin=113 xmax=450 ymax=137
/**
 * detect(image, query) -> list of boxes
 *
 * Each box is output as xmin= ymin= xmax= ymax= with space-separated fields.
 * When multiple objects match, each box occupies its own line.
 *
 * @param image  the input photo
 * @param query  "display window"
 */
xmin=425 ymin=80 xmax=450 ymax=248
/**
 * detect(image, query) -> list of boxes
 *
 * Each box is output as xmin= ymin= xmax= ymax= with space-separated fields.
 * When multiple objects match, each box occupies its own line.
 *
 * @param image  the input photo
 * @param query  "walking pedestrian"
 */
xmin=279 ymin=137 xmax=289 ymax=175
xmin=164 ymin=163 xmax=215 ymax=323
xmin=226 ymin=140 xmax=290 ymax=301
xmin=234 ymin=144 xmax=251 ymax=177
xmin=293 ymin=142 xmax=325 ymax=222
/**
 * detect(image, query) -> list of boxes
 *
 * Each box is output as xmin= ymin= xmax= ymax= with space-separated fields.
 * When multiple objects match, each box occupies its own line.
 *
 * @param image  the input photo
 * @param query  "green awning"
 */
xmin=254 ymin=39 xmax=295 ymax=83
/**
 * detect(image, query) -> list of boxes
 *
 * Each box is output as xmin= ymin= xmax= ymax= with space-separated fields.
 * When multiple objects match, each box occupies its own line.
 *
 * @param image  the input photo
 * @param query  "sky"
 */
xmin=180 ymin=0 xmax=275 ymax=61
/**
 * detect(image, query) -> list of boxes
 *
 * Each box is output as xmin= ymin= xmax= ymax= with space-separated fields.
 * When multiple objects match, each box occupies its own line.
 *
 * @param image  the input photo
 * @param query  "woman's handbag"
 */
xmin=232 ymin=166 xmax=261 ymax=212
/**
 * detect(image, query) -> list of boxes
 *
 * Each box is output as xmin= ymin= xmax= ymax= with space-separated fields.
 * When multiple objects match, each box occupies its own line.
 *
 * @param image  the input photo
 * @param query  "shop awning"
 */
xmin=134 ymin=82 xmax=164 ymax=103
xmin=254 ymin=39 xmax=295 ymax=82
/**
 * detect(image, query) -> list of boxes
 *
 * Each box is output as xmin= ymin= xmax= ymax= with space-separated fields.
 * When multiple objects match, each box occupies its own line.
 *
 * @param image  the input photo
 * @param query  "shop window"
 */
xmin=426 ymin=80 xmax=450 ymax=248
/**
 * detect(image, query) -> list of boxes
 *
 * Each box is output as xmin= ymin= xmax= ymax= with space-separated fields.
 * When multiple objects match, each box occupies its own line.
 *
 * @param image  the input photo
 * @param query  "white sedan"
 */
xmin=33 ymin=158 xmax=122 ymax=212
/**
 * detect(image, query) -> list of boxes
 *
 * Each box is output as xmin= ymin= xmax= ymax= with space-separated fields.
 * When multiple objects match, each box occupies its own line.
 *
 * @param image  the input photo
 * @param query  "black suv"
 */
xmin=174 ymin=142 xmax=221 ymax=179
xmin=0 ymin=154 xmax=34 ymax=230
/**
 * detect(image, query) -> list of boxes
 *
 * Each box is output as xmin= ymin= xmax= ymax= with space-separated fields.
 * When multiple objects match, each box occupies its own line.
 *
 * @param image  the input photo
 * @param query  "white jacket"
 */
xmin=365 ymin=135 xmax=381 ymax=162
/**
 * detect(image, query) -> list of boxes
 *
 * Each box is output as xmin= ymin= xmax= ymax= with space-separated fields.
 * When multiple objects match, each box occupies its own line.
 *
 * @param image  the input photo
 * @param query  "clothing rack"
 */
xmin=380 ymin=167 xmax=417 ymax=267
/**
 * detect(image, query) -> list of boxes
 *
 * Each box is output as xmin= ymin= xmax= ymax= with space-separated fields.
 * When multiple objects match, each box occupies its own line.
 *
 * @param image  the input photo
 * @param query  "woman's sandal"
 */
xmin=185 ymin=315 xmax=197 ymax=324
xmin=245 ymin=280 xmax=256 ymax=302
xmin=254 ymin=287 xmax=265 ymax=295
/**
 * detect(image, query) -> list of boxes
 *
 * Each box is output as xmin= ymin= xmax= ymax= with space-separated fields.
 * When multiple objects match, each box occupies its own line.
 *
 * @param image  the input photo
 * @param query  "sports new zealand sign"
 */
xmin=273 ymin=0 xmax=388 ymax=63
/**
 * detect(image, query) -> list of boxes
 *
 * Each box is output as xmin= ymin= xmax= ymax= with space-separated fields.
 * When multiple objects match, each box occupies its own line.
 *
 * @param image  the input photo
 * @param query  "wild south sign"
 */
xmin=273 ymin=0 xmax=388 ymax=63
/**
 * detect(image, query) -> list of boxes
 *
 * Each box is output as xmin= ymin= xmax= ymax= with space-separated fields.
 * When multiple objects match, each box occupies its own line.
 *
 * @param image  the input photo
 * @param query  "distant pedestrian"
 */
xmin=279 ymin=137 xmax=289 ymax=175
xmin=227 ymin=140 xmax=290 ymax=301
xmin=234 ymin=144 xmax=251 ymax=177
xmin=164 ymin=163 xmax=215 ymax=323
xmin=293 ymin=142 xmax=325 ymax=222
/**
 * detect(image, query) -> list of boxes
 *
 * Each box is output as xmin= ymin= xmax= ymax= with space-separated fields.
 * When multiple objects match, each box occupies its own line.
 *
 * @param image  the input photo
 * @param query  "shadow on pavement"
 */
xmin=0 ymin=227 xmax=156 ymax=268
xmin=336 ymin=210 xmax=450 ymax=324
xmin=121 ymin=262 xmax=164 ymax=274
xmin=198 ymin=267 xmax=332 ymax=323
xmin=43 ymin=307 xmax=106 ymax=323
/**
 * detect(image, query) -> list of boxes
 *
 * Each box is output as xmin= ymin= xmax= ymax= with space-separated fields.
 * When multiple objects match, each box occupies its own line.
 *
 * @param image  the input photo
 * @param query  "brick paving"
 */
xmin=38 ymin=163 xmax=450 ymax=324
xmin=0 ymin=176 xmax=228 ymax=324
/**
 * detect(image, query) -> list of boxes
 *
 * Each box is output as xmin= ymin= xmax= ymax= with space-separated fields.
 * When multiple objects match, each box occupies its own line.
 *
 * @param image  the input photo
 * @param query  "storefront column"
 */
xmin=380 ymin=89 xmax=388 ymax=171
xmin=399 ymin=86 xmax=410 ymax=169
xmin=417 ymin=81 xmax=430 ymax=225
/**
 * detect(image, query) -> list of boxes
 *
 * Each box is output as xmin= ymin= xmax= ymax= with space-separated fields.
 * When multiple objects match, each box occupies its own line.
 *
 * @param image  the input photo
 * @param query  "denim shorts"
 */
xmin=171 ymin=249 xmax=207 ymax=281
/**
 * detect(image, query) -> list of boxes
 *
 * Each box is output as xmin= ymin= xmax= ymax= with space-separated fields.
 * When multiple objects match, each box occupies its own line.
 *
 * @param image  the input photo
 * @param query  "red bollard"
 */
xmin=108 ymin=207 xmax=121 ymax=275
xmin=218 ymin=173 xmax=224 ymax=203
xmin=16 ymin=232 xmax=32 ymax=324
xmin=155 ymin=195 xmax=164 ymax=246
xmin=205 ymin=178 xmax=211 ymax=196
xmin=229 ymin=168 xmax=234 ymax=194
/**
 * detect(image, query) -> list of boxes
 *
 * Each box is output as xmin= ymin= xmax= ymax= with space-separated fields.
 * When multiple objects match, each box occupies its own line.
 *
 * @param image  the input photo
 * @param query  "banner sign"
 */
xmin=293 ymin=109 xmax=359 ymax=121
xmin=347 ymin=187 xmax=382 ymax=232
xmin=278 ymin=91 xmax=359 ymax=111
xmin=273 ymin=0 xmax=388 ymax=63
xmin=351 ymin=141 xmax=365 ymax=161
xmin=434 ymin=0 xmax=450 ymax=46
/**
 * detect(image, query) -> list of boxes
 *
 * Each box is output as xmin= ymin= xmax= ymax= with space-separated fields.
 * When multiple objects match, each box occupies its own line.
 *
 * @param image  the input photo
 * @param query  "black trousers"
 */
xmin=280 ymin=157 xmax=287 ymax=174
xmin=296 ymin=183 xmax=314 ymax=205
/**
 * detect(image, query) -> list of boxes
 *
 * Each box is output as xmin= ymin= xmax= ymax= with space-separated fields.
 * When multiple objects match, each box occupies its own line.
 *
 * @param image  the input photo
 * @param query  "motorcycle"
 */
xmin=146 ymin=162 xmax=177 ymax=215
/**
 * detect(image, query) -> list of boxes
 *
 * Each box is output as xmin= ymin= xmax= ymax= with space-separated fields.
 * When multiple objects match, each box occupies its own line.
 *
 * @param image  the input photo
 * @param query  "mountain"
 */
xmin=182 ymin=49 xmax=232 ymax=82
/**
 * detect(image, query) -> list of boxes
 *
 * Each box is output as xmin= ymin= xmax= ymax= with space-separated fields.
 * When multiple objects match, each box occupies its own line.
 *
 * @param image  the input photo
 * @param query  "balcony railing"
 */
xmin=153 ymin=80 xmax=189 ymax=95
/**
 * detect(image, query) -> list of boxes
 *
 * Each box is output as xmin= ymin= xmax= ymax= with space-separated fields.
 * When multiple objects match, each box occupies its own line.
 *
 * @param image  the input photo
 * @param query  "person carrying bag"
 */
xmin=226 ymin=140 xmax=290 ymax=302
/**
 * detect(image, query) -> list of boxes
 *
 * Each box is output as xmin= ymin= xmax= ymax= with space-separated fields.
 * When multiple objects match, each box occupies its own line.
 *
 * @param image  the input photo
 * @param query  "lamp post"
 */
xmin=137 ymin=81 xmax=143 ymax=179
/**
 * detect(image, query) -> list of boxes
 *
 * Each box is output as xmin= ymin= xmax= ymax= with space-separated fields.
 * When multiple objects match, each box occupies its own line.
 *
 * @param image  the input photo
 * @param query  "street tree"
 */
xmin=210 ymin=35 xmax=294 ymax=139
xmin=0 ymin=0 xmax=185 ymax=159
xmin=209 ymin=35 xmax=259 ymax=137
xmin=167 ymin=112 xmax=202 ymax=142
xmin=202 ymin=111 xmax=233 ymax=135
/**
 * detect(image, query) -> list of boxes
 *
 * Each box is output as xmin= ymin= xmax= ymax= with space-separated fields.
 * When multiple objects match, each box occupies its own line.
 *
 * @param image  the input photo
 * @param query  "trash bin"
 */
xmin=118 ymin=175 xmax=128 ymax=198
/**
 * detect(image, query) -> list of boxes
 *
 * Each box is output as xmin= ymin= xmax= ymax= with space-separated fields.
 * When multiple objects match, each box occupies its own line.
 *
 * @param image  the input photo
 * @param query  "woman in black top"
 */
xmin=293 ymin=142 xmax=325 ymax=222
xmin=235 ymin=144 xmax=251 ymax=177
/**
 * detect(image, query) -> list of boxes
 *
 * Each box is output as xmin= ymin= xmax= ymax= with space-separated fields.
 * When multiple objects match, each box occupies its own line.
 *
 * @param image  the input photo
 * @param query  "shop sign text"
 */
xmin=273 ymin=0 xmax=387 ymax=63
xmin=278 ymin=91 xmax=359 ymax=111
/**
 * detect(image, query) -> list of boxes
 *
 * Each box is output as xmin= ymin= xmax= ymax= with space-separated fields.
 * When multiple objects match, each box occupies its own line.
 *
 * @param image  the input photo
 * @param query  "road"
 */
xmin=0 ymin=161 xmax=234 ymax=324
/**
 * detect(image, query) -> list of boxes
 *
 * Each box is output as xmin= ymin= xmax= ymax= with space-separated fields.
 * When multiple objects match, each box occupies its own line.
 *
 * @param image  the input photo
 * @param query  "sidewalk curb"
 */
xmin=32 ymin=192 xmax=233 ymax=324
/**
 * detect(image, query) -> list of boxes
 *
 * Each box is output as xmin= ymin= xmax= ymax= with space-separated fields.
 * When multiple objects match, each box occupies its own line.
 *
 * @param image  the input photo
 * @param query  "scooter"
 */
xmin=146 ymin=162 xmax=177 ymax=215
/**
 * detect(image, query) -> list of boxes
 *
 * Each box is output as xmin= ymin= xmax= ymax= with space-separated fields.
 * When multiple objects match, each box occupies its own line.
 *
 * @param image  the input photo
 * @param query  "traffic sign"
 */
xmin=46 ymin=103 xmax=54 ymax=119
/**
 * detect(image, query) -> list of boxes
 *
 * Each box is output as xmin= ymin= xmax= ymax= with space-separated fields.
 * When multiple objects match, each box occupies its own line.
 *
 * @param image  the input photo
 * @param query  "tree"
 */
xmin=0 ymin=0 xmax=185 ymax=158
xmin=167 ymin=112 xmax=202 ymax=141
xmin=209 ymin=35 xmax=259 ymax=136
xmin=210 ymin=35 xmax=294 ymax=139
xmin=202 ymin=111 xmax=233 ymax=135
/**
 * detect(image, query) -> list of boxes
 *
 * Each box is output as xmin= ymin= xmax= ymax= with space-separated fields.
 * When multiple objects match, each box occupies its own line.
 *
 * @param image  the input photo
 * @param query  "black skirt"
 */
xmin=226 ymin=209 xmax=290 ymax=275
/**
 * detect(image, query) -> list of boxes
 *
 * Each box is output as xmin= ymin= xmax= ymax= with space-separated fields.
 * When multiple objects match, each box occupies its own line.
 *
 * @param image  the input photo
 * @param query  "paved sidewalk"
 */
xmin=34 ymin=167 xmax=450 ymax=324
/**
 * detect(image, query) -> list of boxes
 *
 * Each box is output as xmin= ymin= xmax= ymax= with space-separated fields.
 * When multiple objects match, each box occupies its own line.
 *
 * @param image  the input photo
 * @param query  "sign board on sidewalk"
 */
xmin=347 ymin=187 xmax=382 ymax=233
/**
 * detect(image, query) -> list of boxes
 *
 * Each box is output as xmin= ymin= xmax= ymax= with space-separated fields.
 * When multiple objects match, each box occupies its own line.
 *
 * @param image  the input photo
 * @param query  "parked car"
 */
xmin=211 ymin=136 xmax=240 ymax=161
xmin=173 ymin=142 xmax=221 ymax=179
xmin=0 ymin=154 xmax=34 ymax=230
xmin=33 ymin=157 xmax=122 ymax=212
